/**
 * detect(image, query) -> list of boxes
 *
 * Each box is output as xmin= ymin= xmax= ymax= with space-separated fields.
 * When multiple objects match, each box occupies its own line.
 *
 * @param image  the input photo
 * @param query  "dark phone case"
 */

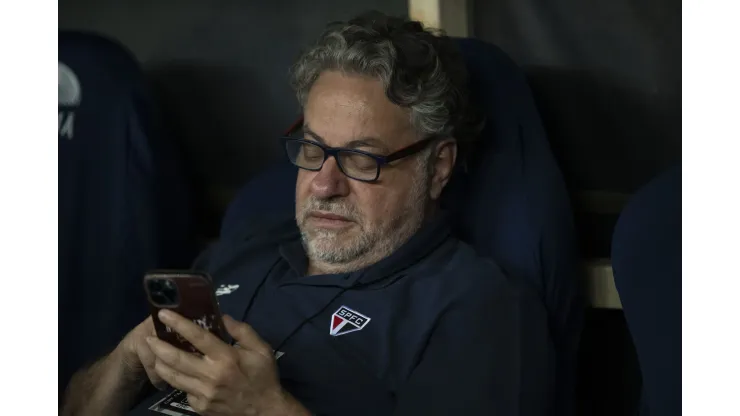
xmin=144 ymin=271 xmax=230 ymax=354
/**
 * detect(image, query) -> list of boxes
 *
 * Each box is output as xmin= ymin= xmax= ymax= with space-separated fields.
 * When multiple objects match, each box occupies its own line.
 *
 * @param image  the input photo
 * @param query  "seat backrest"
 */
xmin=444 ymin=36 xmax=581 ymax=334
xmin=59 ymin=32 xmax=195 ymax=396
xmin=220 ymin=37 xmax=581 ymax=414
xmin=444 ymin=38 xmax=582 ymax=415
xmin=611 ymin=166 xmax=681 ymax=416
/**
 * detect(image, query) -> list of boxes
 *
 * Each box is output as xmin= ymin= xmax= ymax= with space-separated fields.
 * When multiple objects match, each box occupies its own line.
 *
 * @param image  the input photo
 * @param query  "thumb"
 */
xmin=137 ymin=338 xmax=168 ymax=391
xmin=223 ymin=315 xmax=271 ymax=355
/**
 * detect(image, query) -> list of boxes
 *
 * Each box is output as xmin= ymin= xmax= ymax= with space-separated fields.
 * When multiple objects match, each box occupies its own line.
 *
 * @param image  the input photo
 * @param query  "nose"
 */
xmin=310 ymin=156 xmax=350 ymax=199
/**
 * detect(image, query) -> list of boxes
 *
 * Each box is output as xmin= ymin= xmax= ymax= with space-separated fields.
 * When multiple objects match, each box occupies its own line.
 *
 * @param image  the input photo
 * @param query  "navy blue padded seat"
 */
xmin=220 ymin=38 xmax=582 ymax=415
xmin=59 ymin=32 xmax=195 ymax=396
xmin=612 ymin=166 xmax=681 ymax=416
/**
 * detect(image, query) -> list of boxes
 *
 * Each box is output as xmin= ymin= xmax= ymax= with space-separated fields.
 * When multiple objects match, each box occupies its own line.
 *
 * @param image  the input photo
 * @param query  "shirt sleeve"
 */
xmin=393 ymin=278 xmax=555 ymax=416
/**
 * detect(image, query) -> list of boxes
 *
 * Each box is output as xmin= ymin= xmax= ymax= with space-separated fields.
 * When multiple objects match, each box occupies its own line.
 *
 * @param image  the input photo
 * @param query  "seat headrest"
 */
xmin=59 ymin=31 xmax=157 ymax=146
xmin=59 ymin=31 xmax=142 ymax=85
xmin=457 ymin=37 xmax=539 ymax=150
xmin=612 ymin=165 xmax=681 ymax=280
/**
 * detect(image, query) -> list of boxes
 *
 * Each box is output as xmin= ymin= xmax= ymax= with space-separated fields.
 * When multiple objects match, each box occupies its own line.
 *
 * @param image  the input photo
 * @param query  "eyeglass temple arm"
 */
xmin=384 ymin=137 xmax=436 ymax=162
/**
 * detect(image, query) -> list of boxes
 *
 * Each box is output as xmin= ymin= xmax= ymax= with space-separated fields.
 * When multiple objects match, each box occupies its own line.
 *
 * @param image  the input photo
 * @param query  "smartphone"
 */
xmin=143 ymin=270 xmax=230 ymax=354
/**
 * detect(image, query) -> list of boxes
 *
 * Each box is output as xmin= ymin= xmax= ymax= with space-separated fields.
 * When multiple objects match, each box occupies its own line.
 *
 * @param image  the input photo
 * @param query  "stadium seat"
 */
xmin=220 ymin=38 xmax=582 ymax=415
xmin=611 ymin=166 xmax=681 ymax=416
xmin=59 ymin=32 xmax=195 ymax=397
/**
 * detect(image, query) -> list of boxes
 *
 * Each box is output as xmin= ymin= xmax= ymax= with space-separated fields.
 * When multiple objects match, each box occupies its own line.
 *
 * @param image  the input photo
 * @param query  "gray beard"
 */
xmin=297 ymin=161 xmax=431 ymax=272
xmin=300 ymin=227 xmax=373 ymax=265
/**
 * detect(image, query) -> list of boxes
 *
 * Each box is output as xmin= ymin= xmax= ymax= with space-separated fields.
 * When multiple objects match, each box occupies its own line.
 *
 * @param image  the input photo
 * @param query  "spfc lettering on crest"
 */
xmin=330 ymin=306 xmax=371 ymax=336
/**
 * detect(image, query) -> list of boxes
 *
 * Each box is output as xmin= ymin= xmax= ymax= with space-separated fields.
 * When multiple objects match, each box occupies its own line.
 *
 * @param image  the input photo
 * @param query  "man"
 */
xmin=62 ymin=12 xmax=554 ymax=416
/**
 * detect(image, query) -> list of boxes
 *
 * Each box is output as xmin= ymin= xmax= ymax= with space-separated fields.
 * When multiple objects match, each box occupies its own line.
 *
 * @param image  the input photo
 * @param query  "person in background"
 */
xmin=62 ymin=11 xmax=554 ymax=416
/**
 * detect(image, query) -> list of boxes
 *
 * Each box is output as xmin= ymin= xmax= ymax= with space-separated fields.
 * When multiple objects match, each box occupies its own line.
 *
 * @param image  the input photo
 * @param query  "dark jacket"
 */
xmin=129 ymin=214 xmax=554 ymax=415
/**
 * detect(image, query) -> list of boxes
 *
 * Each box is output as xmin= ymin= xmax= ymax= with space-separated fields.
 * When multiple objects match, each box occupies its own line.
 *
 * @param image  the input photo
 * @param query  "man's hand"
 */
xmin=119 ymin=316 xmax=168 ymax=390
xmin=61 ymin=317 xmax=167 ymax=416
xmin=146 ymin=310 xmax=308 ymax=416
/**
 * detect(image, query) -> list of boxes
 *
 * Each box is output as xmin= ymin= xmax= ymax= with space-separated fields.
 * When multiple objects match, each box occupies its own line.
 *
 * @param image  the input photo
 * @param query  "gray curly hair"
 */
xmin=289 ymin=11 xmax=482 ymax=156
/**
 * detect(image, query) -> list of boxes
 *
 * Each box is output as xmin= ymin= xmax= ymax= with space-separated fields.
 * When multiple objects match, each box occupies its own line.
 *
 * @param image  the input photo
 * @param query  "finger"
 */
xmin=147 ymin=317 xmax=157 ymax=336
xmin=136 ymin=337 xmax=167 ymax=390
xmin=186 ymin=394 xmax=204 ymax=414
xmin=186 ymin=393 xmax=230 ymax=416
xmin=223 ymin=315 xmax=271 ymax=357
xmin=153 ymin=358 xmax=212 ymax=398
xmin=142 ymin=316 xmax=155 ymax=333
xmin=158 ymin=310 xmax=231 ymax=358
xmin=146 ymin=336 xmax=210 ymax=379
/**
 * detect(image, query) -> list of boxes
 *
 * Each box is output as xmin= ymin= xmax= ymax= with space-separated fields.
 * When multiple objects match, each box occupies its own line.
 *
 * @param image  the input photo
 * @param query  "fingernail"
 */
xmin=158 ymin=309 xmax=172 ymax=320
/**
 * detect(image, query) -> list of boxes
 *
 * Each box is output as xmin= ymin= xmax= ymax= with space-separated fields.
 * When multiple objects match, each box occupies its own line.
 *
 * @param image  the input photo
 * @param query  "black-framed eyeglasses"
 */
xmin=281 ymin=121 xmax=438 ymax=182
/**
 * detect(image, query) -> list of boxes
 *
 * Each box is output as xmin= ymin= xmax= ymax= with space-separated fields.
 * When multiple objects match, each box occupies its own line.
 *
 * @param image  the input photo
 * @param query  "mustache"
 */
xmin=299 ymin=197 xmax=361 ymax=222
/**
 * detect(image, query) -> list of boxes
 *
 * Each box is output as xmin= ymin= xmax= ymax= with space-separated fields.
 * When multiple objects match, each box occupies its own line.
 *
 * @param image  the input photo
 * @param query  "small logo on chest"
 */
xmin=216 ymin=284 xmax=239 ymax=296
xmin=330 ymin=306 xmax=371 ymax=336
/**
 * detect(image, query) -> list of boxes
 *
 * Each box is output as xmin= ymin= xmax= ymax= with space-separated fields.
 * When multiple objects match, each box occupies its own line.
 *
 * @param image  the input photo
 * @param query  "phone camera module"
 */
xmin=147 ymin=278 xmax=180 ymax=307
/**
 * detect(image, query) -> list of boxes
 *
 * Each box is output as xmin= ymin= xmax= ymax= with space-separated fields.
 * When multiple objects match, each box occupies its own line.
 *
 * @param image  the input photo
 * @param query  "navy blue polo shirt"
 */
xmin=129 ymin=214 xmax=554 ymax=416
